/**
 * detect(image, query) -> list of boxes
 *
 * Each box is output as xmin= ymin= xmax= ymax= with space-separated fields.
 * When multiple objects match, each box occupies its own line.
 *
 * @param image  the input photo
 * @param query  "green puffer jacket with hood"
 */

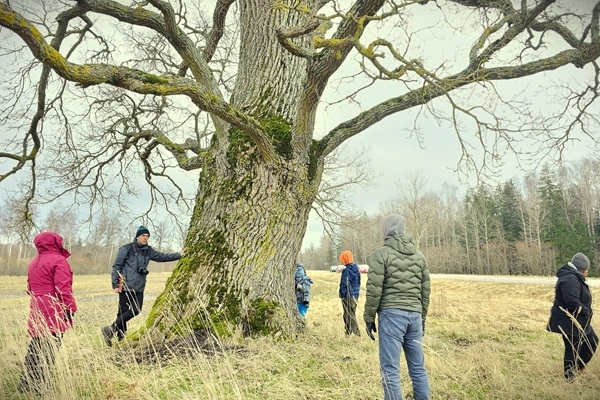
xmin=364 ymin=214 xmax=430 ymax=325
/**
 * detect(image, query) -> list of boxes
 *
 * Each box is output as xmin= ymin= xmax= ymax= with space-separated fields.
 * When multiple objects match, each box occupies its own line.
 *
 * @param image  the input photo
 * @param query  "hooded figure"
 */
xmin=26 ymin=232 xmax=77 ymax=337
xmin=364 ymin=214 xmax=431 ymax=400
xmin=19 ymin=231 xmax=77 ymax=395
xmin=295 ymin=263 xmax=313 ymax=317
xmin=547 ymin=252 xmax=598 ymax=382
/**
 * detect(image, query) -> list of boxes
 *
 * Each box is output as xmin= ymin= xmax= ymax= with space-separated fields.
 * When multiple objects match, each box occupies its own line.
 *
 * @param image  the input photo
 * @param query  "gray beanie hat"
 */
xmin=382 ymin=214 xmax=406 ymax=239
xmin=571 ymin=252 xmax=590 ymax=272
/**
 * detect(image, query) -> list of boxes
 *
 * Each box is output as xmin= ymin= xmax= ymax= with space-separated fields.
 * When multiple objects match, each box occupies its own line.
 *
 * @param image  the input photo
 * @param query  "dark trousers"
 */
xmin=562 ymin=326 xmax=598 ymax=380
xmin=113 ymin=290 xmax=144 ymax=337
xmin=342 ymin=296 xmax=360 ymax=336
xmin=19 ymin=333 xmax=63 ymax=394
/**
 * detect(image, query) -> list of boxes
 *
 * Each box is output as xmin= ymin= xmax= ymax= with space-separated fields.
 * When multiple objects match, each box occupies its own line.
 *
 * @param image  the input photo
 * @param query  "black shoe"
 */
xmin=101 ymin=325 xmax=114 ymax=347
xmin=17 ymin=381 xmax=29 ymax=394
xmin=565 ymin=373 xmax=576 ymax=383
xmin=18 ymin=380 xmax=41 ymax=396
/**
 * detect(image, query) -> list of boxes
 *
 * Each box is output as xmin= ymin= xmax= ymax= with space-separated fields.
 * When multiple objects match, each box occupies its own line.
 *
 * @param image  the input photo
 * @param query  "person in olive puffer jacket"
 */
xmin=364 ymin=214 xmax=430 ymax=400
xmin=547 ymin=252 xmax=598 ymax=382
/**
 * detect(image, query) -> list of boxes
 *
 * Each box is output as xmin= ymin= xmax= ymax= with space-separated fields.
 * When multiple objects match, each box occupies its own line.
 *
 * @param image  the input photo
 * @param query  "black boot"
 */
xmin=101 ymin=325 xmax=115 ymax=347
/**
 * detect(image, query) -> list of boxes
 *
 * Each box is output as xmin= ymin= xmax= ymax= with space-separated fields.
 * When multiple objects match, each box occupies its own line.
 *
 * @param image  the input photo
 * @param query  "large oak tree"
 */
xmin=1 ymin=0 xmax=599 ymax=344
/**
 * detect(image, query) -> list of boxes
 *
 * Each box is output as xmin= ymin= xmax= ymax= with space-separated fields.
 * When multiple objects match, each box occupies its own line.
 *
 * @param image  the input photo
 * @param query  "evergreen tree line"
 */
xmin=300 ymin=161 xmax=599 ymax=277
xmin=2 ymin=161 xmax=599 ymax=277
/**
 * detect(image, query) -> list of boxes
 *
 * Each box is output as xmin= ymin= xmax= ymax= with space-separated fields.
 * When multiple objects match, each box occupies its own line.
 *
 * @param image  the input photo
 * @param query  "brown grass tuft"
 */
xmin=1 ymin=272 xmax=600 ymax=399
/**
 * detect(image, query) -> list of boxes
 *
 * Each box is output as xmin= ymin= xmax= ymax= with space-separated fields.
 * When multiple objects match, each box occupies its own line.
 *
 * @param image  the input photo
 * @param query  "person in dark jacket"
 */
xmin=101 ymin=226 xmax=186 ymax=346
xmin=547 ymin=252 xmax=598 ymax=382
xmin=18 ymin=232 xmax=77 ymax=395
xmin=339 ymin=250 xmax=361 ymax=336
xmin=364 ymin=214 xmax=430 ymax=400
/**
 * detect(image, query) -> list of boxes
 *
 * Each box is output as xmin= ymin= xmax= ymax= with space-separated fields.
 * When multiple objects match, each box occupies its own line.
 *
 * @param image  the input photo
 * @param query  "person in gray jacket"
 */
xmin=101 ymin=226 xmax=186 ymax=346
xmin=364 ymin=214 xmax=430 ymax=400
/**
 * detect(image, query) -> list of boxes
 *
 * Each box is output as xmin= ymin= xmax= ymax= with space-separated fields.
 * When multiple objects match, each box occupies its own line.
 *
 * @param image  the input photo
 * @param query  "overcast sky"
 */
xmin=300 ymin=1 xmax=600 ymax=250
xmin=1 ymin=1 xmax=598 ymax=251
xmin=301 ymin=69 xmax=598 ymax=250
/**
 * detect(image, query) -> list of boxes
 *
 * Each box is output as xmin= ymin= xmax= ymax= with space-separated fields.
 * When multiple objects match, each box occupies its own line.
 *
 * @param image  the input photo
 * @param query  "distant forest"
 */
xmin=300 ymin=161 xmax=599 ymax=277
xmin=0 ymin=208 xmax=185 ymax=276
xmin=2 ymin=161 xmax=599 ymax=277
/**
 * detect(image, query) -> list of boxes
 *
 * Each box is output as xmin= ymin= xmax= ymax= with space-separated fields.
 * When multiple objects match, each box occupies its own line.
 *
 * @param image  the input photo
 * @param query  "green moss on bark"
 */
xmin=142 ymin=112 xmax=302 ymax=341
xmin=145 ymin=227 xmax=239 ymax=338
xmin=308 ymin=139 xmax=320 ymax=181
xmin=247 ymin=298 xmax=286 ymax=336
xmin=227 ymin=114 xmax=292 ymax=169
xmin=261 ymin=115 xmax=292 ymax=159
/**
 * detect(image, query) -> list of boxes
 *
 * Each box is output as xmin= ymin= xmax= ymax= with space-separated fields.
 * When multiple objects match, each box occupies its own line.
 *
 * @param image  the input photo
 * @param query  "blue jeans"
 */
xmin=378 ymin=309 xmax=430 ymax=400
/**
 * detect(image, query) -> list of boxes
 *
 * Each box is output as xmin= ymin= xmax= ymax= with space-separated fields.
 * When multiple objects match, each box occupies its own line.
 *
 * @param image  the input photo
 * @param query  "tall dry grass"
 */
xmin=1 ymin=271 xmax=600 ymax=399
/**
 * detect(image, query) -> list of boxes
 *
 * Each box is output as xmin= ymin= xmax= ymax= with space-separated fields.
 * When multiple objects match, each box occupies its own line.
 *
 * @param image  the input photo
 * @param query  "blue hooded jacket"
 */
xmin=339 ymin=262 xmax=361 ymax=299
xmin=295 ymin=264 xmax=313 ymax=304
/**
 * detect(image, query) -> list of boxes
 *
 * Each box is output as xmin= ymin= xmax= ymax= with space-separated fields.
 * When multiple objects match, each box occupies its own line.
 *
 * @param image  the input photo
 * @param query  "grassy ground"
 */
xmin=1 ymin=271 xmax=599 ymax=399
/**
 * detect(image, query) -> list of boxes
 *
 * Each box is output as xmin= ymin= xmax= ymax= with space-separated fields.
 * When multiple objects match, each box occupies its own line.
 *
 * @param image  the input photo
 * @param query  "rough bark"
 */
xmin=146 ymin=148 xmax=317 ymax=340
xmin=143 ymin=1 xmax=322 ymax=342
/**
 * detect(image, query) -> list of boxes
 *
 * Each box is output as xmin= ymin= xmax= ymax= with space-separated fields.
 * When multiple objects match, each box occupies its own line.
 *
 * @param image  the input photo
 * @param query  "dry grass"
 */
xmin=1 ymin=271 xmax=600 ymax=399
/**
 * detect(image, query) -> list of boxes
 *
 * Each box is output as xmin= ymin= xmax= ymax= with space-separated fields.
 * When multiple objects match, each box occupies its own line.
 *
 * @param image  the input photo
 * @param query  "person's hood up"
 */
xmin=384 ymin=234 xmax=417 ymax=256
xmin=33 ymin=231 xmax=71 ymax=258
xmin=382 ymin=214 xmax=406 ymax=240
xmin=295 ymin=264 xmax=306 ymax=279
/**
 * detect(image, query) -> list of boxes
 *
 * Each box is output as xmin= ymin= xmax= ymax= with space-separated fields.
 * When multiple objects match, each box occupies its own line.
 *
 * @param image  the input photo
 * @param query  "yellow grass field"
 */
xmin=1 ymin=270 xmax=599 ymax=399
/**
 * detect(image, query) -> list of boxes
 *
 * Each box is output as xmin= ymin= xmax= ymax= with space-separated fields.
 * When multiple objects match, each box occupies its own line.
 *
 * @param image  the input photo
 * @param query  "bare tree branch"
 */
xmin=308 ymin=0 xmax=386 ymax=96
xmin=0 ymin=1 xmax=281 ymax=163
xmin=204 ymin=0 xmax=235 ymax=63
xmin=316 ymin=0 xmax=600 ymax=159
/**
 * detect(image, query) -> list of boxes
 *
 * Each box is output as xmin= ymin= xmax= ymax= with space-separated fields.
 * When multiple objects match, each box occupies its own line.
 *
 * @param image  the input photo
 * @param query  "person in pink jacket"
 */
xmin=18 ymin=231 xmax=77 ymax=395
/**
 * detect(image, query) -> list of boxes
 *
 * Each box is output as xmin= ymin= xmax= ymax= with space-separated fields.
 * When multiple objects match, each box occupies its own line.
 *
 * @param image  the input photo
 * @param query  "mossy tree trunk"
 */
xmin=144 ymin=0 xmax=324 ymax=341
xmin=146 ymin=151 xmax=318 ymax=340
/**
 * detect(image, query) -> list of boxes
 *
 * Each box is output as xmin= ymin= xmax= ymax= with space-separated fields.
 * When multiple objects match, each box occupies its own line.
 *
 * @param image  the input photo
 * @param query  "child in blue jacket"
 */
xmin=295 ymin=264 xmax=313 ymax=317
xmin=339 ymin=250 xmax=361 ymax=336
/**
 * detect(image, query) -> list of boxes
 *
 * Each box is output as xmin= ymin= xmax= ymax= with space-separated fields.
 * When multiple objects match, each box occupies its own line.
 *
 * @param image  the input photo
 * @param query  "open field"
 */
xmin=1 ymin=271 xmax=600 ymax=399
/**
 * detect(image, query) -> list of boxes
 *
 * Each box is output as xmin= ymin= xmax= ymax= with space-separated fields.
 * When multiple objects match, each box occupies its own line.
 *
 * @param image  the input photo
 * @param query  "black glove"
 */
xmin=581 ymin=306 xmax=591 ymax=320
xmin=366 ymin=321 xmax=377 ymax=341
xmin=422 ymin=320 xmax=426 ymax=336
xmin=64 ymin=311 xmax=74 ymax=321
xmin=302 ymin=301 xmax=309 ymax=305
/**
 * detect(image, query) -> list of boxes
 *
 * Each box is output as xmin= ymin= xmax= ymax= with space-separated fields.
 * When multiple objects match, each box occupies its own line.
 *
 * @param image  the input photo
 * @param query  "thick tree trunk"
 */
xmin=233 ymin=0 xmax=314 ymax=120
xmin=146 ymin=153 xmax=317 ymax=341
xmin=142 ymin=1 xmax=322 ymax=344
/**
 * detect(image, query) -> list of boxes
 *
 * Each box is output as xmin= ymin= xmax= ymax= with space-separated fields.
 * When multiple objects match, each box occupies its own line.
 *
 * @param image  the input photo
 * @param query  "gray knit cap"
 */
xmin=571 ymin=252 xmax=590 ymax=272
xmin=382 ymin=214 xmax=406 ymax=239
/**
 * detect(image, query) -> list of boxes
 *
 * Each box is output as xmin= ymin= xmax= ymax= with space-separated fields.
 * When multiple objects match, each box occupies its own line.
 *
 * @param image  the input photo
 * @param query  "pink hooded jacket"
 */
xmin=27 ymin=232 xmax=77 ymax=337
